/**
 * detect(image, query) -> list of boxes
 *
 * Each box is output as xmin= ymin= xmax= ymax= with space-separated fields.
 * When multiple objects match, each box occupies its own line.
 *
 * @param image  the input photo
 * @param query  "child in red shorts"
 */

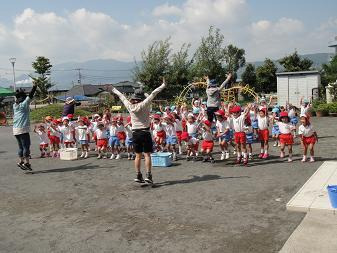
xmin=93 ymin=122 xmax=108 ymax=159
xmin=48 ymin=120 xmax=61 ymax=157
xmin=257 ymin=108 xmax=270 ymax=159
xmin=230 ymin=105 xmax=250 ymax=165
xmin=34 ymin=124 xmax=50 ymax=157
xmin=201 ymin=120 xmax=215 ymax=163
xmin=298 ymin=114 xmax=318 ymax=162
xmin=277 ymin=112 xmax=295 ymax=162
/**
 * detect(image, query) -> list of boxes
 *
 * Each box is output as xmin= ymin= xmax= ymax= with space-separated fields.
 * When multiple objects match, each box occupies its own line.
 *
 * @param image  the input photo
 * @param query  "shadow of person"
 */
xmin=29 ymin=163 xmax=105 ymax=174
xmin=153 ymin=174 xmax=250 ymax=188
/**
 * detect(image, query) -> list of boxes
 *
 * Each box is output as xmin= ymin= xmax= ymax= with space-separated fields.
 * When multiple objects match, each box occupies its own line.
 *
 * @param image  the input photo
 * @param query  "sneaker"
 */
xmin=288 ymin=157 xmax=293 ymax=162
xmin=310 ymin=157 xmax=315 ymax=163
xmin=131 ymin=154 xmax=136 ymax=160
xmin=103 ymin=155 xmax=107 ymax=159
xmin=235 ymin=157 xmax=242 ymax=165
xmin=23 ymin=163 xmax=32 ymax=171
xmin=97 ymin=154 xmax=102 ymax=159
xmin=233 ymin=150 xmax=237 ymax=155
xmin=248 ymin=154 xmax=253 ymax=160
xmin=134 ymin=173 xmax=145 ymax=183
xmin=258 ymin=153 xmax=264 ymax=159
xmin=220 ymin=153 xmax=225 ymax=160
xmin=280 ymin=152 xmax=285 ymax=158
xmin=115 ymin=154 xmax=121 ymax=160
xmin=173 ymin=153 xmax=177 ymax=161
xmin=202 ymin=157 xmax=208 ymax=163
xmin=262 ymin=153 xmax=269 ymax=159
xmin=225 ymin=152 xmax=230 ymax=160
xmin=301 ymin=156 xmax=307 ymax=162
xmin=84 ymin=152 xmax=88 ymax=159
xmin=273 ymin=142 xmax=277 ymax=147
xmin=210 ymin=157 xmax=215 ymax=163
xmin=186 ymin=156 xmax=191 ymax=161
xmin=144 ymin=173 xmax=153 ymax=184
xmin=17 ymin=162 xmax=26 ymax=170
xmin=278 ymin=143 xmax=281 ymax=147
xmin=110 ymin=154 xmax=115 ymax=160
xmin=243 ymin=158 xmax=248 ymax=166
xmin=80 ymin=152 xmax=85 ymax=158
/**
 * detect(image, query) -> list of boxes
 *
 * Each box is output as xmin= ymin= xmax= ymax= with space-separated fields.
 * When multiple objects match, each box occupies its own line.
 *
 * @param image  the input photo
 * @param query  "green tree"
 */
xmin=279 ymin=51 xmax=313 ymax=72
xmin=133 ymin=38 xmax=171 ymax=93
xmin=256 ymin=58 xmax=277 ymax=93
xmin=192 ymin=26 xmax=245 ymax=82
xmin=241 ymin=63 xmax=256 ymax=88
xmin=321 ymin=55 xmax=337 ymax=87
xmin=30 ymin=56 xmax=53 ymax=99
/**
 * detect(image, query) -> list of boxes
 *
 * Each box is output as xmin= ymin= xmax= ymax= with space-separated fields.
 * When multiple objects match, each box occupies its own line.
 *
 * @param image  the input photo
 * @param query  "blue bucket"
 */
xmin=327 ymin=185 xmax=337 ymax=208
xmin=151 ymin=152 xmax=172 ymax=167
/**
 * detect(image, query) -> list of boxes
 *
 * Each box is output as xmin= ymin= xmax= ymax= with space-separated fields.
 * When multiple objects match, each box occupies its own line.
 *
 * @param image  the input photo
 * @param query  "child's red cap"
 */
xmin=67 ymin=114 xmax=74 ymax=119
xmin=231 ymin=106 xmax=241 ymax=113
xmin=153 ymin=114 xmax=161 ymax=120
xmin=204 ymin=120 xmax=212 ymax=127
xmin=259 ymin=108 xmax=267 ymax=114
xmin=215 ymin=109 xmax=226 ymax=117
xmin=280 ymin=111 xmax=288 ymax=118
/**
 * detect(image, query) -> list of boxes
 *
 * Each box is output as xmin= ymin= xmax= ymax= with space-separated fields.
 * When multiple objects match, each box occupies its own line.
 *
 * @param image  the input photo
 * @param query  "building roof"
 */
xmin=276 ymin=70 xmax=320 ymax=76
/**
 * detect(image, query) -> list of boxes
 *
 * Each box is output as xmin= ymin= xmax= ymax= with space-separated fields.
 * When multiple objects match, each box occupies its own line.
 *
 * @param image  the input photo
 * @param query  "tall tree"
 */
xmin=256 ymin=58 xmax=277 ymax=93
xmin=192 ymin=26 xmax=245 ymax=82
xmin=241 ymin=63 xmax=257 ymax=88
xmin=279 ymin=51 xmax=313 ymax=72
xmin=133 ymin=38 xmax=171 ymax=93
xmin=30 ymin=56 xmax=53 ymax=99
xmin=321 ymin=55 xmax=337 ymax=87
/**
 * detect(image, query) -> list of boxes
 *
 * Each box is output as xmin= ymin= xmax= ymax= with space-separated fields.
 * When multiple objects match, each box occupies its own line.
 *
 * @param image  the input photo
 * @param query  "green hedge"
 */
xmin=316 ymin=102 xmax=337 ymax=113
xmin=30 ymin=104 xmax=91 ymax=122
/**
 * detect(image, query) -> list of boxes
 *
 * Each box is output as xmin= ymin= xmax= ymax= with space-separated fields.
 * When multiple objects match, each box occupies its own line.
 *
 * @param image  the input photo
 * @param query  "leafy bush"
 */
xmin=31 ymin=104 xmax=91 ymax=122
xmin=316 ymin=103 xmax=329 ymax=115
xmin=326 ymin=102 xmax=337 ymax=113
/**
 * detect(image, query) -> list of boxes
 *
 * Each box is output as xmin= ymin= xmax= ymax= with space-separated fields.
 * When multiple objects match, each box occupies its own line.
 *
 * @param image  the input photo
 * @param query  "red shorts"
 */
xmin=49 ymin=136 xmax=60 ymax=145
xmin=64 ymin=141 xmax=75 ymax=145
xmin=40 ymin=144 xmax=49 ymax=149
xmin=176 ymin=131 xmax=182 ymax=142
xmin=302 ymin=135 xmax=316 ymax=146
xmin=156 ymin=130 xmax=166 ymax=139
xmin=279 ymin=134 xmax=294 ymax=145
xmin=202 ymin=140 xmax=214 ymax=152
xmin=258 ymin=129 xmax=269 ymax=142
xmin=234 ymin=132 xmax=246 ymax=144
xmin=182 ymin=119 xmax=187 ymax=131
xmin=97 ymin=139 xmax=108 ymax=148
xmin=117 ymin=132 xmax=126 ymax=141
xmin=181 ymin=132 xmax=189 ymax=142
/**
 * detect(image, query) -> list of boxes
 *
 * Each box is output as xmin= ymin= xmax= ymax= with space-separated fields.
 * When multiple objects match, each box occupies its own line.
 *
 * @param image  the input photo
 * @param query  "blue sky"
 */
xmin=0 ymin=0 xmax=336 ymax=71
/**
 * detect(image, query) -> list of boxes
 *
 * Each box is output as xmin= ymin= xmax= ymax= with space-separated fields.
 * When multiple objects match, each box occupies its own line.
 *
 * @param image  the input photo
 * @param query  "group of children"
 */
xmin=33 ymin=97 xmax=317 ymax=166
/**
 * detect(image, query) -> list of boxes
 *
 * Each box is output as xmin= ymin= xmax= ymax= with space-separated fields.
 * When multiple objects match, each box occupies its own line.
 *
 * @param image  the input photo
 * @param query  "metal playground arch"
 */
xmin=175 ymin=81 xmax=259 ymax=106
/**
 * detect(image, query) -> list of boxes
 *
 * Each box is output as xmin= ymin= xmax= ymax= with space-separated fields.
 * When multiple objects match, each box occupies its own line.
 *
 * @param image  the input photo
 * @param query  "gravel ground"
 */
xmin=0 ymin=117 xmax=336 ymax=253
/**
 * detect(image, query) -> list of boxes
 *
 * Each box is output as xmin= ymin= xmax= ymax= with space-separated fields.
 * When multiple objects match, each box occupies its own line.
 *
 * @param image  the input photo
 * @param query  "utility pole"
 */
xmin=9 ymin=58 xmax=16 ymax=91
xmin=76 ymin=68 xmax=82 ymax=85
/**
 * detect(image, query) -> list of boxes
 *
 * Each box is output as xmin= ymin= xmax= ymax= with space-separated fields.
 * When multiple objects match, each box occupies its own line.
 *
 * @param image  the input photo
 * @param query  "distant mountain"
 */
xmin=0 ymin=53 xmax=334 ymax=89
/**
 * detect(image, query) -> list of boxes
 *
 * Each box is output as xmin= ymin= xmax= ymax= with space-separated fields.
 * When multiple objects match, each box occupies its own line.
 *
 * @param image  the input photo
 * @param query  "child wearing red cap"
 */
xmin=257 ymin=108 xmax=270 ymax=159
xmin=215 ymin=109 xmax=230 ymax=160
xmin=230 ymin=104 xmax=250 ymax=165
xmin=125 ymin=116 xmax=135 ymax=160
xmin=201 ymin=120 xmax=215 ymax=163
xmin=34 ymin=124 xmax=50 ymax=158
xmin=108 ymin=117 xmax=121 ymax=160
xmin=277 ymin=111 xmax=295 ymax=162
xmin=59 ymin=117 xmax=76 ymax=148
xmin=76 ymin=117 xmax=90 ymax=158
xmin=116 ymin=116 xmax=126 ymax=151
xmin=172 ymin=112 xmax=183 ymax=155
xmin=184 ymin=113 xmax=200 ymax=161
xmin=48 ymin=120 xmax=61 ymax=157
xmin=151 ymin=114 xmax=166 ymax=152
xmin=94 ymin=122 xmax=108 ymax=159
xmin=298 ymin=114 xmax=318 ymax=162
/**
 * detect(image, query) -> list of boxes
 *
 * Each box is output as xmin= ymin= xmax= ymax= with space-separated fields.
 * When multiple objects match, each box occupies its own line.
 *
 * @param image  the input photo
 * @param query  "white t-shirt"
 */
xmin=288 ymin=109 xmax=296 ymax=118
xmin=59 ymin=125 xmax=75 ymax=142
xmin=36 ymin=130 xmax=49 ymax=144
xmin=164 ymin=123 xmax=177 ymax=137
xmin=249 ymin=110 xmax=257 ymax=121
xmin=216 ymin=120 xmax=230 ymax=133
xmin=125 ymin=125 xmax=133 ymax=139
xmin=95 ymin=129 xmax=108 ymax=139
xmin=257 ymin=115 xmax=269 ymax=130
xmin=109 ymin=125 xmax=118 ymax=137
xmin=202 ymin=130 xmax=213 ymax=141
xmin=175 ymin=119 xmax=183 ymax=132
xmin=300 ymin=106 xmax=309 ymax=115
xmin=277 ymin=122 xmax=294 ymax=134
xmin=231 ymin=114 xmax=246 ymax=132
xmin=49 ymin=126 xmax=61 ymax=138
xmin=298 ymin=124 xmax=315 ymax=137
xmin=186 ymin=122 xmax=198 ymax=136
xmin=116 ymin=124 xmax=125 ymax=133
xmin=76 ymin=126 xmax=89 ymax=141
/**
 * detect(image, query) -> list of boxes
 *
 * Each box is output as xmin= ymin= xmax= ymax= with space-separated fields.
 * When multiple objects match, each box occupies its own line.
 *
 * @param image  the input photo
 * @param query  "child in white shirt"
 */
xmin=34 ymin=124 xmax=50 ymax=158
xmin=76 ymin=118 xmax=90 ymax=158
xmin=298 ymin=114 xmax=318 ymax=162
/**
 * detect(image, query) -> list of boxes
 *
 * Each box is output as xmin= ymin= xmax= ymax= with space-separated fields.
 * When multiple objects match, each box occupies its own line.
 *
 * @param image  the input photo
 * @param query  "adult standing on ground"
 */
xmin=13 ymin=83 xmax=38 ymax=171
xmin=110 ymin=79 xmax=166 ymax=184
xmin=205 ymin=73 xmax=232 ymax=123
xmin=62 ymin=97 xmax=81 ymax=116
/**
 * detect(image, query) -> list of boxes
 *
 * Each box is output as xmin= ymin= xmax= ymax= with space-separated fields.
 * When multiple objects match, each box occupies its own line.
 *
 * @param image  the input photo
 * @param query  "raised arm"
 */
xmin=219 ymin=73 xmax=232 ymax=90
xmin=111 ymin=87 xmax=131 ymax=108
xmin=141 ymin=78 xmax=167 ymax=107
xmin=29 ymin=83 xmax=38 ymax=99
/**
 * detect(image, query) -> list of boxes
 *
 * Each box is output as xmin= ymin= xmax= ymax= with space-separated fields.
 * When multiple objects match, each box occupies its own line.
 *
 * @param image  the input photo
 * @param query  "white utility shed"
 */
xmin=276 ymin=71 xmax=321 ymax=107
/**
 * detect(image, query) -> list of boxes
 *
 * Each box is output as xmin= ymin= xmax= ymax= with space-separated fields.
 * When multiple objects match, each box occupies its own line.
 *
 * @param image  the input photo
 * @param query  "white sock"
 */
xmin=260 ymin=149 xmax=264 ymax=154
xmin=243 ymin=153 xmax=248 ymax=159
xmin=264 ymin=150 xmax=268 ymax=154
xmin=249 ymin=153 xmax=252 ymax=156
xmin=237 ymin=153 xmax=241 ymax=158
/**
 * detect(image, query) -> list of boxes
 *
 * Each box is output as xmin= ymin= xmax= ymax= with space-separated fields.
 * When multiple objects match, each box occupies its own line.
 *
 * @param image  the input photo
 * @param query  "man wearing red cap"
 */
xmin=109 ymin=78 xmax=166 ymax=184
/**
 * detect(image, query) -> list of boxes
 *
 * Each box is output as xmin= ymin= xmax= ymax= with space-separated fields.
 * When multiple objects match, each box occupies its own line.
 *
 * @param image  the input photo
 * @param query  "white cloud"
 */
xmin=152 ymin=3 xmax=182 ymax=17
xmin=0 ymin=0 xmax=335 ymax=74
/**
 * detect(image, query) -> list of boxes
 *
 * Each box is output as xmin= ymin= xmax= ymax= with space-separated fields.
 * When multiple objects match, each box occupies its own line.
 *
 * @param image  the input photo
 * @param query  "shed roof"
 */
xmin=276 ymin=70 xmax=320 ymax=76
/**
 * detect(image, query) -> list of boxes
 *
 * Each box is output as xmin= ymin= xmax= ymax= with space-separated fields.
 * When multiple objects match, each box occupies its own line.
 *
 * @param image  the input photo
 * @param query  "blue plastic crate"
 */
xmin=151 ymin=152 xmax=172 ymax=167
